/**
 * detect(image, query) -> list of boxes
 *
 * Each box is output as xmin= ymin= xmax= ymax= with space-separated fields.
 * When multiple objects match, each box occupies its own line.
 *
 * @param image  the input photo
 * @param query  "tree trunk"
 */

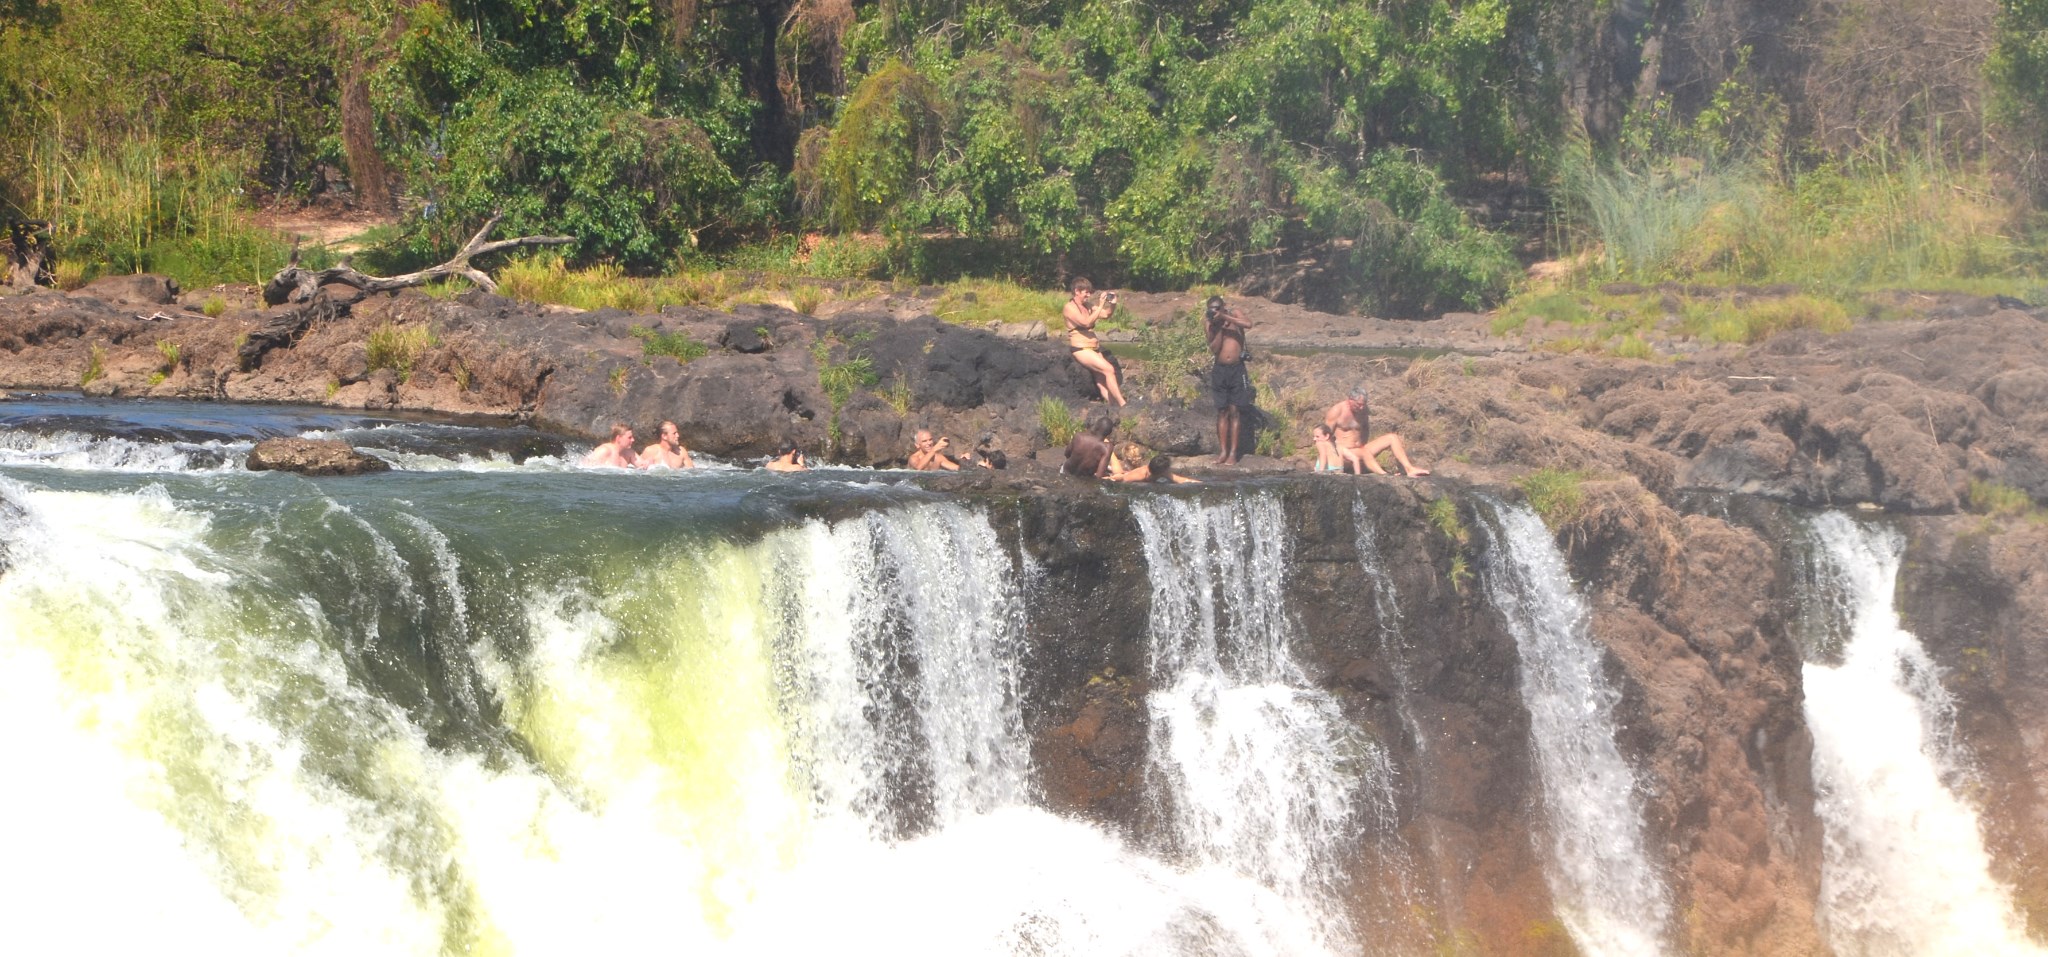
xmin=341 ymin=58 xmax=396 ymax=214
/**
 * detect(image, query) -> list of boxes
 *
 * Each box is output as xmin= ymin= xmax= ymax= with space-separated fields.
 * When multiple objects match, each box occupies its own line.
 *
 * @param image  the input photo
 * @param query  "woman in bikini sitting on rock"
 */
xmin=1064 ymin=278 xmax=1127 ymax=408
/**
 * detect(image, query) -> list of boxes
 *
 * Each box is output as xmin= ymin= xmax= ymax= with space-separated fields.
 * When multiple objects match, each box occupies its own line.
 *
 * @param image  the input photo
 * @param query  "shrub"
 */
xmin=80 ymin=344 xmax=106 ymax=386
xmin=1966 ymin=479 xmax=2037 ymax=518
xmin=201 ymin=296 xmax=226 ymax=318
xmin=1518 ymin=468 xmax=1590 ymax=529
xmin=1038 ymin=396 xmax=1083 ymax=447
xmin=1425 ymin=495 xmax=1468 ymax=545
xmin=631 ymin=326 xmax=709 ymax=364
xmin=365 ymin=323 xmax=440 ymax=382
xmin=155 ymin=340 xmax=181 ymax=370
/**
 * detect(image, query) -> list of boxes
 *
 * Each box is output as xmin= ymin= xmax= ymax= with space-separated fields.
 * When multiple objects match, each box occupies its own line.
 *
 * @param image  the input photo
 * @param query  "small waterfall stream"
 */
xmin=1128 ymin=492 xmax=1374 ymax=955
xmin=1477 ymin=501 xmax=1672 ymax=957
xmin=1800 ymin=513 xmax=2046 ymax=957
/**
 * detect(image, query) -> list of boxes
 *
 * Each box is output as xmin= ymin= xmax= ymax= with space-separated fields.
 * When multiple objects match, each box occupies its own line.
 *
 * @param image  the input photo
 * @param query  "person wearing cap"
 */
xmin=1205 ymin=296 xmax=1254 ymax=465
xmin=1324 ymin=387 xmax=1430 ymax=477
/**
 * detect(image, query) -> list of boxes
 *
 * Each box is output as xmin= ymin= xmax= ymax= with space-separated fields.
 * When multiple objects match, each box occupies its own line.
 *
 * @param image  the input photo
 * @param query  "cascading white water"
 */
xmin=1349 ymin=502 xmax=1446 ymax=952
xmin=1801 ymin=513 xmax=2047 ymax=957
xmin=0 ymin=429 xmax=244 ymax=471
xmin=1129 ymin=492 xmax=1364 ymax=954
xmin=1478 ymin=501 xmax=1671 ymax=957
xmin=0 ymin=469 xmax=1338 ymax=956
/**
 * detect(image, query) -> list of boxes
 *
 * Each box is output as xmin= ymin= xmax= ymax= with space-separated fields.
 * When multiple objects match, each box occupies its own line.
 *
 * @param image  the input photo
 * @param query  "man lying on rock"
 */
xmin=638 ymin=420 xmax=695 ymax=469
xmin=1324 ymin=387 xmax=1429 ymax=477
xmin=580 ymin=423 xmax=639 ymax=468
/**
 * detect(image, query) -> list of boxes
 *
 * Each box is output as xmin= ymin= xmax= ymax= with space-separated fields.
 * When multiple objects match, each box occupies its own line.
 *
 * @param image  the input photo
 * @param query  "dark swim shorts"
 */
xmin=1211 ymin=360 xmax=1254 ymax=410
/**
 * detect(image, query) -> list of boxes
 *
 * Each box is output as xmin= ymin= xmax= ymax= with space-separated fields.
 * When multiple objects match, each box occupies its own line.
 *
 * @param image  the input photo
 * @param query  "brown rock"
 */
xmin=245 ymin=437 xmax=392 ymax=476
xmin=79 ymin=274 xmax=180 ymax=306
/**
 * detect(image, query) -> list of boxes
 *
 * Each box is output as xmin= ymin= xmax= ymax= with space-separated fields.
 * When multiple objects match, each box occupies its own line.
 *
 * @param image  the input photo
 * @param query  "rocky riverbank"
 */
xmin=3 ymin=279 xmax=2045 ymax=510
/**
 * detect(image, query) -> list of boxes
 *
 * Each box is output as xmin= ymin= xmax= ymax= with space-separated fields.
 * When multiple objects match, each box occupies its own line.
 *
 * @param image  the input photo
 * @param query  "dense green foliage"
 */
xmin=1 ymin=0 xmax=2043 ymax=307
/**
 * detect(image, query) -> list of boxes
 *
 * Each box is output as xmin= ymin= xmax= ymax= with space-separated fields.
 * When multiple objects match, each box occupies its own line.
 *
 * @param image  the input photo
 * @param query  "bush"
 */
xmin=365 ymin=323 xmax=440 ymax=382
xmin=22 ymin=135 xmax=288 ymax=287
xmin=1038 ymin=396 xmax=1083 ymax=447
xmin=1518 ymin=468 xmax=1589 ymax=529
xmin=632 ymin=326 xmax=709 ymax=364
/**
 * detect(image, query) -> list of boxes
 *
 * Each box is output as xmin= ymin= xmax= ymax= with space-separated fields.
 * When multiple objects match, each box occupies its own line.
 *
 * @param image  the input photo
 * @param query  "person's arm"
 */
xmin=1170 ymin=474 xmax=1202 ymax=484
xmin=1108 ymin=466 xmax=1148 ymax=482
xmin=1323 ymin=404 xmax=1344 ymax=430
xmin=679 ymin=447 xmax=695 ymax=468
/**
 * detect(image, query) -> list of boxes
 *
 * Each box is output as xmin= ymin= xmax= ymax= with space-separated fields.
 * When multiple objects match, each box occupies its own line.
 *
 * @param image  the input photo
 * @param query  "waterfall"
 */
xmin=1350 ymin=501 xmax=1446 ymax=952
xmin=1800 ymin=513 xmax=2046 ymax=957
xmin=0 ymin=466 xmax=1335 ymax=956
xmin=1477 ymin=501 xmax=1672 ymax=957
xmin=1129 ymin=492 xmax=1363 ymax=954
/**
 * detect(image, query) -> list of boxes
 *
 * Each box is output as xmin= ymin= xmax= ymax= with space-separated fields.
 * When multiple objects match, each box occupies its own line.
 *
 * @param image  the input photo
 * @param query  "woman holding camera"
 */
xmin=1064 ymin=278 xmax=1127 ymax=407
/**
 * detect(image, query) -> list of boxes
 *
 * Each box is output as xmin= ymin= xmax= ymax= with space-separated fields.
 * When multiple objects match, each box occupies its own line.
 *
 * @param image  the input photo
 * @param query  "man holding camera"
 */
xmin=1206 ymin=296 xmax=1254 ymax=465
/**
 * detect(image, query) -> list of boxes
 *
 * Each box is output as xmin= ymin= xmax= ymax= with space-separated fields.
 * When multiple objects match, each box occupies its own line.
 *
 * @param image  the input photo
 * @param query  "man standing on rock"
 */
xmin=638 ymin=420 xmax=695 ymax=469
xmin=1325 ymin=388 xmax=1429 ymax=477
xmin=580 ymin=423 xmax=640 ymax=468
xmin=1206 ymin=296 xmax=1254 ymax=465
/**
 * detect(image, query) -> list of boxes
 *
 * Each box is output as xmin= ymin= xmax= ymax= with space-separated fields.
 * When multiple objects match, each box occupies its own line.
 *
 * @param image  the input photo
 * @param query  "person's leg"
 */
xmin=1074 ymin=349 xmax=1126 ymax=406
xmin=1223 ymin=405 xmax=1241 ymax=464
xmin=1215 ymin=407 xmax=1231 ymax=465
xmin=1380 ymin=432 xmax=1429 ymax=476
xmin=1348 ymin=437 xmax=1394 ymax=474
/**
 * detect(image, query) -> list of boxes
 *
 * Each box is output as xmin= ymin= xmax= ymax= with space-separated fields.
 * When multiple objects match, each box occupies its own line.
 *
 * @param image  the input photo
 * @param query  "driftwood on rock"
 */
xmin=262 ymin=213 xmax=573 ymax=306
xmin=6 ymin=221 xmax=55 ymax=290
xmin=242 ymin=214 xmax=574 ymax=371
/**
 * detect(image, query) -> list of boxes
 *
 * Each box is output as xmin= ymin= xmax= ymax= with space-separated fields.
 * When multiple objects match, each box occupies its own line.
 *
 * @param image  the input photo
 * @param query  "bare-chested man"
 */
xmin=1324 ymin=387 xmax=1429 ymax=477
xmin=580 ymin=423 xmax=639 ymax=468
xmin=1062 ymin=412 xmax=1119 ymax=478
xmin=638 ymin=420 xmax=696 ymax=469
xmin=908 ymin=429 xmax=962 ymax=471
xmin=1206 ymin=296 xmax=1254 ymax=465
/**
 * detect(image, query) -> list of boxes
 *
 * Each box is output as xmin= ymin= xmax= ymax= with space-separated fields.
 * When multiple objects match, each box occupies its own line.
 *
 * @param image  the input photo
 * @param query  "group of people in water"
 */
xmin=583 ymin=284 xmax=1428 ymax=479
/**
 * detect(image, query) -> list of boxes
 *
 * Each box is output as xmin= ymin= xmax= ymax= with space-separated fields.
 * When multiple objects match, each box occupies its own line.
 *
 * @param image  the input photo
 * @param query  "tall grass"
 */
xmin=25 ymin=134 xmax=287 ymax=287
xmin=1552 ymin=142 xmax=2036 ymax=298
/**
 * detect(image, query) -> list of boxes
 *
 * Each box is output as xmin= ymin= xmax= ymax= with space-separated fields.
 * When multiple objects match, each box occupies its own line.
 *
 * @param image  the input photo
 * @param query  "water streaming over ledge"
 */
xmin=0 ymin=464 xmax=1338 ymax=956
xmin=1129 ymin=492 xmax=1372 ymax=955
xmin=1477 ymin=500 xmax=1672 ymax=957
xmin=1800 ymin=513 xmax=2046 ymax=957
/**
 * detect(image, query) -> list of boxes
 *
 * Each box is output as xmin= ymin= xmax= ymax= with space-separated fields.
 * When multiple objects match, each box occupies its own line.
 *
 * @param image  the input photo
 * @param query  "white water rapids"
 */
xmin=0 ymin=476 xmax=1338 ymax=956
xmin=1801 ymin=513 xmax=2046 ymax=957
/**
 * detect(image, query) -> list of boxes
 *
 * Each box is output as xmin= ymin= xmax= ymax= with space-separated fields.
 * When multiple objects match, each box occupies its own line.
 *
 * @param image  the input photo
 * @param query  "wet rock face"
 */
xmin=245 ymin=437 xmax=392 ymax=476
xmin=1003 ymin=479 xmax=1828 ymax=955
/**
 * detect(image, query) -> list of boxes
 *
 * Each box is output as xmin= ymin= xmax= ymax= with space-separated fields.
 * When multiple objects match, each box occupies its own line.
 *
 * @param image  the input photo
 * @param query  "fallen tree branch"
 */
xmin=243 ymin=214 xmax=575 ymax=372
xmin=263 ymin=213 xmax=573 ymax=306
